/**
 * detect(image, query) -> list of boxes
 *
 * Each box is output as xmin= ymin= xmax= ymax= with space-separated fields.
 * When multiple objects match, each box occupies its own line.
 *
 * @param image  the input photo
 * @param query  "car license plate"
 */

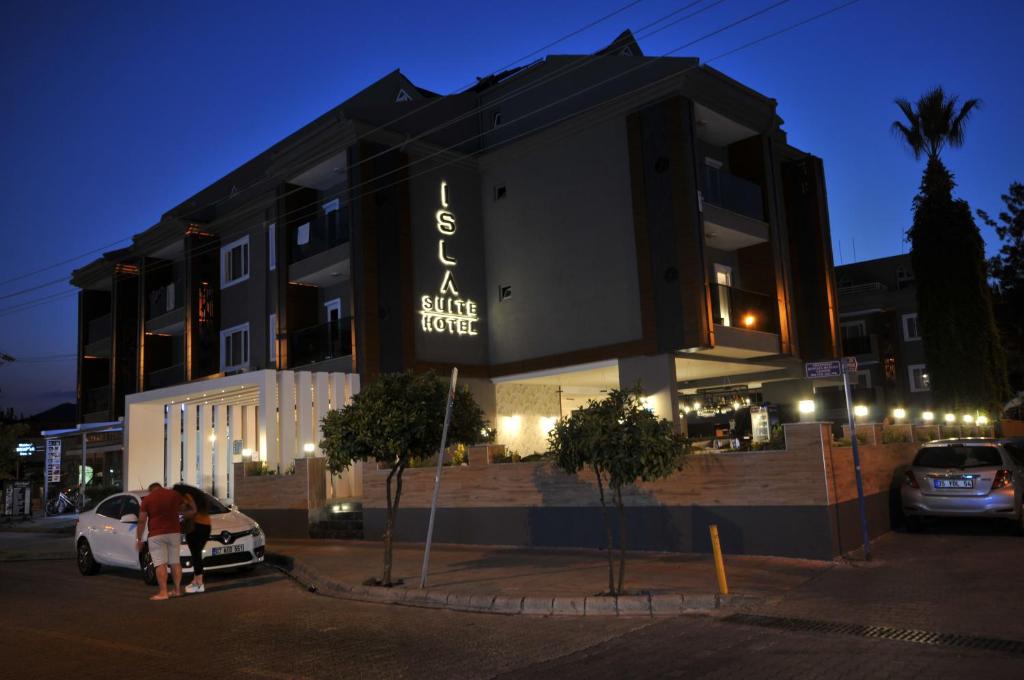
xmin=212 ymin=544 xmax=245 ymax=556
xmin=934 ymin=479 xmax=973 ymax=489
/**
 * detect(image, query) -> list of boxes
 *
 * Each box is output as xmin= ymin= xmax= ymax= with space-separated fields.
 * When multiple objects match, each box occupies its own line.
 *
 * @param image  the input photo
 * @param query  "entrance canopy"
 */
xmin=124 ymin=369 xmax=359 ymax=501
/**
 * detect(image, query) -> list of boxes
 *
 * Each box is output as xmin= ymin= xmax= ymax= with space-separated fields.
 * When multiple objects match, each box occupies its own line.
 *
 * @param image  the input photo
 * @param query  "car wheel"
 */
xmin=905 ymin=515 xmax=923 ymax=533
xmin=77 ymin=539 xmax=100 ymax=575
xmin=140 ymin=548 xmax=157 ymax=586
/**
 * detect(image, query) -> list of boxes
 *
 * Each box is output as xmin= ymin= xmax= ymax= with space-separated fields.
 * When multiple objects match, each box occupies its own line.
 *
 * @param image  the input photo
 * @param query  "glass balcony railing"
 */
xmin=83 ymin=386 xmax=111 ymax=415
xmin=711 ymin=284 xmax=778 ymax=334
xmin=700 ymin=165 xmax=765 ymax=221
xmin=289 ymin=317 xmax=353 ymax=367
xmin=289 ymin=211 xmax=350 ymax=264
xmin=85 ymin=314 xmax=112 ymax=344
xmin=147 ymin=279 xmax=184 ymax=320
xmin=841 ymin=334 xmax=874 ymax=356
xmin=146 ymin=364 xmax=185 ymax=390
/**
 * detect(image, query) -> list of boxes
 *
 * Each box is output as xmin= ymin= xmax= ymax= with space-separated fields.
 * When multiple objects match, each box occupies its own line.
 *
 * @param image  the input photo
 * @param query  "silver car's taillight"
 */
xmin=992 ymin=469 xmax=1013 ymax=489
xmin=903 ymin=471 xmax=919 ymax=489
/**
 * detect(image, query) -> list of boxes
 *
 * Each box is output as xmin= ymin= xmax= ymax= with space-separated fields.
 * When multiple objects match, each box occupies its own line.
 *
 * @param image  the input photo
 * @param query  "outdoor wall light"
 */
xmin=977 ymin=415 xmax=989 ymax=425
xmin=538 ymin=416 xmax=558 ymax=434
xmin=962 ymin=414 xmax=974 ymax=424
xmin=797 ymin=399 xmax=816 ymax=414
xmin=241 ymin=448 xmax=253 ymax=458
xmin=922 ymin=411 xmax=935 ymax=422
xmin=303 ymin=442 xmax=316 ymax=454
xmin=853 ymin=405 xmax=869 ymax=418
xmin=502 ymin=415 xmax=521 ymax=434
xmin=944 ymin=413 xmax=956 ymax=423
xmin=208 ymin=433 xmax=217 ymax=444
xmin=892 ymin=408 xmax=907 ymax=421
xmin=742 ymin=313 xmax=756 ymax=328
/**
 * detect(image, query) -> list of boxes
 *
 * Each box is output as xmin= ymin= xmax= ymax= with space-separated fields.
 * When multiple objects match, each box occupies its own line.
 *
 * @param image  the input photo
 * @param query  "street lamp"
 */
xmin=797 ymin=399 xmax=816 ymax=415
xmin=303 ymin=442 xmax=316 ymax=456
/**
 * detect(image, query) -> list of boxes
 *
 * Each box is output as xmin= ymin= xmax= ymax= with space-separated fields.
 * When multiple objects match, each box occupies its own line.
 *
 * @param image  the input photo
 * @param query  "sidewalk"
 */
xmin=0 ymin=513 xmax=77 ymax=534
xmin=267 ymin=539 xmax=832 ymax=617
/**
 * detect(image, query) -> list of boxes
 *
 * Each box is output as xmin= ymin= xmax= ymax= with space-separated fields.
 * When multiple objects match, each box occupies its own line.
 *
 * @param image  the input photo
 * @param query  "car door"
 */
xmin=89 ymin=496 xmax=126 ymax=564
xmin=107 ymin=495 xmax=143 ymax=568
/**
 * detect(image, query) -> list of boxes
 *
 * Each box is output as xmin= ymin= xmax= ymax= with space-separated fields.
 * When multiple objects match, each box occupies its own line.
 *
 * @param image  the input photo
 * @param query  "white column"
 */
xmin=296 ymin=371 xmax=313 ymax=459
xmin=243 ymin=405 xmax=257 ymax=454
xmin=346 ymin=373 xmax=361 ymax=404
xmin=314 ymin=372 xmax=330 ymax=453
xmin=124 ymin=401 xmax=166 ymax=490
xmin=226 ymin=404 xmax=237 ymax=501
xmin=261 ymin=370 xmax=280 ymax=471
xmin=276 ymin=370 xmax=295 ymax=472
xmin=166 ymin=404 xmax=182 ymax=486
xmin=214 ymin=404 xmax=229 ymax=500
xmin=199 ymin=404 xmax=213 ymax=492
xmin=183 ymin=404 xmax=198 ymax=485
xmin=617 ymin=354 xmax=681 ymax=432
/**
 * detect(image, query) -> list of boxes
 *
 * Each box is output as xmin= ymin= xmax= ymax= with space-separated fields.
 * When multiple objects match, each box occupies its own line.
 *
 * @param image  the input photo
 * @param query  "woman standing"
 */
xmin=173 ymin=483 xmax=212 ymax=594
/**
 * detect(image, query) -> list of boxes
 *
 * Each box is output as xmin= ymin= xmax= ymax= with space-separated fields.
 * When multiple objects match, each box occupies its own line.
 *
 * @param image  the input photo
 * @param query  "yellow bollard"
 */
xmin=709 ymin=524 xmax=729 ymax=595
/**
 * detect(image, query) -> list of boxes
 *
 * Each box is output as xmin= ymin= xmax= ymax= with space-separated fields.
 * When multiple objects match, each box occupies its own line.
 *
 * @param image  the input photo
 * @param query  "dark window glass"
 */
xmin=121 ymin=496 xmax=140 ymax=518
xmin=95 ymin=496 xmax=124 ymax=518
xmin=1004 ymin=443 xmax=1024 ymax=467
xmin=913 ymin=446 xmax=1003 ymax=469
xmin=203 ymin=493 xmax=231 ymax=515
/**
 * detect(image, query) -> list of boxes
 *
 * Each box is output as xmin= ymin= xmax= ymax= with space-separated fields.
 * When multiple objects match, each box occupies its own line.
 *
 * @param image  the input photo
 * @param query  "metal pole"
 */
xmin=420 ymin=367 xmax=458 ymax=589
xmin=709 ymin=524 xmax=729 ymax=595
xmin=81 ymin=432 xmax=88 ymax=512
xmin=842 ymin=372 xmax=871 ymax=560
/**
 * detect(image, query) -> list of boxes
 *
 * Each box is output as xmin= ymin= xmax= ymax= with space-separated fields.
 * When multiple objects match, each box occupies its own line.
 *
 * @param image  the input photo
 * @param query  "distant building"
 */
xmin=831 ymin=254 xmax=929 ymax=421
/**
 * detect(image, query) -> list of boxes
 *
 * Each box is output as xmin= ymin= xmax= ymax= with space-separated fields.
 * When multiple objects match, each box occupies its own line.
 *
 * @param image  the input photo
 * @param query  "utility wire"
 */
xmin=0 ymin=0 xmax=860 ymax=322
xmin=0 ymin=0 xmax=650 ymax=293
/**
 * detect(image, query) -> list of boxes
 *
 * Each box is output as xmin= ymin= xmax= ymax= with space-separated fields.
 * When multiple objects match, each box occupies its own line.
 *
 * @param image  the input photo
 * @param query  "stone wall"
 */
xmin=493 ymin=382 xmax=561 ymax=456
xmin=234 ymin=457 xmax=325 ymax=538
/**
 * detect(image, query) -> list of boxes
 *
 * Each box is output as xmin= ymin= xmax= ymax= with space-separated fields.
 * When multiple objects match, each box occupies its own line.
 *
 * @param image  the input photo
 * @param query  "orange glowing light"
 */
xmin=742 ymin=314 xmax=756 ymax=328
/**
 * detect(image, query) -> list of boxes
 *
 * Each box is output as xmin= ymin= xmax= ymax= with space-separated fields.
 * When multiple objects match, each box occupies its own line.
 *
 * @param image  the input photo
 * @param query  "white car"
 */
xmin=75 ymin=490 xmax=266 ymax=584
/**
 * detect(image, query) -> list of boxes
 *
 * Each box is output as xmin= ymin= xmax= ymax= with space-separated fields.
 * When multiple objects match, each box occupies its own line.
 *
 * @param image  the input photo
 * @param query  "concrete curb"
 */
xmin=267 ymin=551 xmax=762 ymax=617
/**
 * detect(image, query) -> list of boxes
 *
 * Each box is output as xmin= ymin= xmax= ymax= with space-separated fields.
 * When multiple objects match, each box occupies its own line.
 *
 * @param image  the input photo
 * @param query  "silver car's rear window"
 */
xmin=913 ymin=446 xmax=1003 ymax=469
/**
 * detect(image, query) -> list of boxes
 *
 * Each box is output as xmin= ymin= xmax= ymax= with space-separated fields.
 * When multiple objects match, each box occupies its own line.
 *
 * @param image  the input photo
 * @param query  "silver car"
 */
xmin=901 ymin=438 xmax=1024 ymax=532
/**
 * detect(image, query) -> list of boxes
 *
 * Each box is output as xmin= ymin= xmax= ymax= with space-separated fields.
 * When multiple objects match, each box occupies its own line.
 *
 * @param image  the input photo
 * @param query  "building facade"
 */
xmin=72 ymin=31 xmax=841 ymax=490
xmin=831 ymin=254 xmax=930 ymax=421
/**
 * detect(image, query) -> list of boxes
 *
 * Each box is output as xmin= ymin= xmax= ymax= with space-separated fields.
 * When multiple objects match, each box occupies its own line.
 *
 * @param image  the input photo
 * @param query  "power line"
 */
xmin=0 ymin=1 xmax=721 ymax=310
xmin=0 ymin=0 xmax=650 ymax=293
xmin=0 ymin=0 xmax=860 ymax=323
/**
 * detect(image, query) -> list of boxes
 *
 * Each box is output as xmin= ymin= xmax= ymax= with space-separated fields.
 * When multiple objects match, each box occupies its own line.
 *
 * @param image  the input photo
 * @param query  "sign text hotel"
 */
xmin=419 ymin=181 xmax=480 ymax=336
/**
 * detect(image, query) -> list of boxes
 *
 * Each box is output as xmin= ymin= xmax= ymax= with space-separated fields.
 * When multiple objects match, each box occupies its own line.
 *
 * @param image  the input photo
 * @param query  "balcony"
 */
xmin=289 ymin=317 xmax=353 ymax=368
xmin=85 ymin=313 xmax=111 ymax=344
xmin=700 ymin=165 xmax=764 ymax=222
xmin=712 ymin=284 xmax=778 ymax=334
xmin=145 ymin=363 xmax=185 ymax=390
xmin=290 ymin=212 xmax=350 ymax=265
xmin=841 ymin=334 xmax=875 ymax=357
xmin=83 ymin=385 xmax=111 ymax=417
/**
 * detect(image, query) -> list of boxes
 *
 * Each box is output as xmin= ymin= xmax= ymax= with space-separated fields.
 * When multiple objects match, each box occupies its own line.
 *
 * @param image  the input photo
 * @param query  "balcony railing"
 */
xmin=146 ymin=364 xmax=185 ymax=390
xmin=83 ymin=386 xmax=111 ymax=415
xmin=289 ymin=211 xmax=350 ymax=264
xmin=85 ymin=314 xmax=112 ymax=344
xmin=841 ymin=334 xmax=874 ymax=356
xmin=147 ymin=280 xmax=184 ymax=319
xmin=711 ymin=284 xmax=778 ymax=334
xmin=700 ymin=165 xmax=765 ymax=221
xmin=289 ymin=317 xmax=353 ymax=367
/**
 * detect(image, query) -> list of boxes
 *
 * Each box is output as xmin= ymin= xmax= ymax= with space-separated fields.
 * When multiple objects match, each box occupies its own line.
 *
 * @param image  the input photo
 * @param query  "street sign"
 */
xmin=804 ymin=357 xmax=858 ymax=379
xmin=45 ymin=439 xmax=61 ymax=483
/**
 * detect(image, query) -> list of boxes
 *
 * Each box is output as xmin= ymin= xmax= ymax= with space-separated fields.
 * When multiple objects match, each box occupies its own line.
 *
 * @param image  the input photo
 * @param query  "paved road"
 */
xmin=4 ymin=524 xmax=1024 ymax=679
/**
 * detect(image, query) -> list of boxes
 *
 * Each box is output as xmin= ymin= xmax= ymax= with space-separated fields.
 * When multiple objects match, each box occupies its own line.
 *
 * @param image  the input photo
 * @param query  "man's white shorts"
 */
xmin=148 ymin=533 xmax=180 ymax=568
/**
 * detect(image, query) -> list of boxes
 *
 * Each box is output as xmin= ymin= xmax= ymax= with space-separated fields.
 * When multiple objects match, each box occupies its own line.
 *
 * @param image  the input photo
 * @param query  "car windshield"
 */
xmin=913 ymin=446 xmax=1003 ymax=469
xmin=203 ymin=492 xmax=231 ymax=514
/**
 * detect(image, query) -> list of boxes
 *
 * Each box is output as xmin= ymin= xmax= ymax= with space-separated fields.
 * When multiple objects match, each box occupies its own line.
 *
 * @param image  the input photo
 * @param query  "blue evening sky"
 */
xmin=1 ymin=0 xmax=1021 ymax=415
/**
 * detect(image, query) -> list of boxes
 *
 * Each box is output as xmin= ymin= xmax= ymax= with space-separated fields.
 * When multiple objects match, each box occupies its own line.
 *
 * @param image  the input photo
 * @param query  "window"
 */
xmin=498 ymin=285 xmax=512 ymax=302
xmin=121 ymin=496 xmax=139 ymax=519
xmin=908 ymin=364 xmax=930 ymax=392
xmin=322 ymin=199 xmax=340 ymax=214
xmin=220 ymin=323 xmax=250 ymax=372
xmin=95 ymin=496 xmax=124 ymax=519
xmin=840 ymin=320 xmax=867 ymax=338
xmin=296 ymin=222 xmax=310 ymax=246
xmin=220 ymin=236 xmax=250 ymax=288
xmin=493 ymin=185 xmax=507 ymax=201
xmin=268 ymin=313 xmax=277 ymax=365
xmin=324 ymin=298 xmax=342 ymax=322
xmin=268 ymin=223 xmax=277 ymax=271
xmin=855 ymin=370 xmax=872 ymax=389
xmin=902 ymin=313 xmax=920 ymax=341
xmin=491 ymin=111 xmax=502 ymax=129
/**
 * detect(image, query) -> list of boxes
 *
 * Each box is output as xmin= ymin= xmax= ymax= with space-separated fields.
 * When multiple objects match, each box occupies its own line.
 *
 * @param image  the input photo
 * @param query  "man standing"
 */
xmin=135 ymin=482 xmax=183 ymax=600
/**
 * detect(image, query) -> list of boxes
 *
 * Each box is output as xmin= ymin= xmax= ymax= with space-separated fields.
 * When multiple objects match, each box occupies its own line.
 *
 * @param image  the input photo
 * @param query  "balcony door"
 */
xmin=714 ymin=264 xmax=732 ymax=326
xmin=324 ymin=298 xmax=343 ymax=357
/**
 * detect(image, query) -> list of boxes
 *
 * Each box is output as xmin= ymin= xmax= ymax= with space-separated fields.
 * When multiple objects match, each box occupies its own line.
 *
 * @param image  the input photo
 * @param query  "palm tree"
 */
xmin=891 ymin=86 xmax=981 ymax=161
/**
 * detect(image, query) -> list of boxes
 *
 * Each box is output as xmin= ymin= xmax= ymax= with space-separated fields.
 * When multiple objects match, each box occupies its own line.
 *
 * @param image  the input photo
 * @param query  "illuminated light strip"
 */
xmin=418 ymin=310 xmax=479 ymax=322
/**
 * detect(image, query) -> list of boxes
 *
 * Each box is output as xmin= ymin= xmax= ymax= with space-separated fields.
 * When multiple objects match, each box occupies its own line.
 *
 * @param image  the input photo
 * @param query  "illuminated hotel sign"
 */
xmin=420 ymin=181 xmax=480 ymax=336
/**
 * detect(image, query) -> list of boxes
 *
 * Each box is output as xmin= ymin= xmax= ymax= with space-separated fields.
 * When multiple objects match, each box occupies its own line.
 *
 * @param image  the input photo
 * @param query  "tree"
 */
xmin=891 ymin=88 xmax=1009 ymax=413
xmin=548 ymin=388 xmax=689 ymax=595
xmin=0 ymin=422 xmax=29 ymax=479
xmin=319 ymin=371 xmax=487 ymax=586
xmin=978 ymin=182 xmax=1024 ymax=394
